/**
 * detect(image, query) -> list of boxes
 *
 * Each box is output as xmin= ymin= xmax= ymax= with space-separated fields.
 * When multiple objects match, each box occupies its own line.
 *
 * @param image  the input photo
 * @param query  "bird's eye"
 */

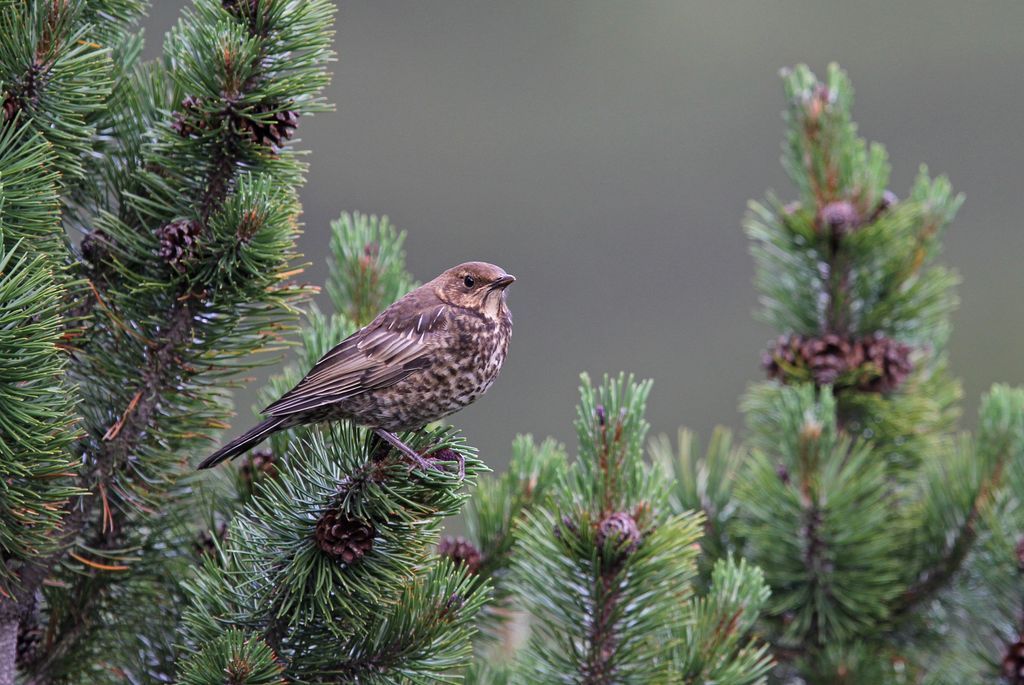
xmin=463 ymin=275 xmax=475 ymax=288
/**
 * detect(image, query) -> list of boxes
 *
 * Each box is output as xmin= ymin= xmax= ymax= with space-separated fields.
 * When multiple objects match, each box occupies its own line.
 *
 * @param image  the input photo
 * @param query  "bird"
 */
xmin=197 ymin=261 xmax=515 ymax=471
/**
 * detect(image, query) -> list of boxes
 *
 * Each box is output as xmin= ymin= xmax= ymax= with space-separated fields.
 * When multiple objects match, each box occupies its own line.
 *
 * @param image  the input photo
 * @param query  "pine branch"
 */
xmin=654 ymin=427 xmax=745 ymax=582
xmin=180 ymin=425 xmax=485 ymax=681
xmin=0 ymin=2 xmax=337 ymax=680
xmin=452 ymin=433 xmax=564 ymax=642
xmin=0 ymin=114 xmax=80 ymax=685
xmin=327 ymin=212 xmax=415 ymax=327
xmin=897 ymin=386 xmax=1024 ymax=616
xmin=511 ymin=374 xmax=768 ymax=683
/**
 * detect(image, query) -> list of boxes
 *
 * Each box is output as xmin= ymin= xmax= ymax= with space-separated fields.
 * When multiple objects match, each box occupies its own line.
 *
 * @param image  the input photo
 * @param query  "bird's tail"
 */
xmin=197 ymin=416 xmax=288 ymax=470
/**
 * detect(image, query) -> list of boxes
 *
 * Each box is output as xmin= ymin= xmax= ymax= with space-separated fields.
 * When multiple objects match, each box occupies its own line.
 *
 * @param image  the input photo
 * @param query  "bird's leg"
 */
xmin=372 ymin=428 xmax=438 ymax=472
xmin=372 ymin=429 xmax=464 ymax=479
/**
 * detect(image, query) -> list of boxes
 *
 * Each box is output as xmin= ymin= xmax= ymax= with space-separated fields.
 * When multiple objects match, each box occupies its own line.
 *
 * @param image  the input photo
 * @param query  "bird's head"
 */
xmin=433 ymin=262 xmax=515 ymax=319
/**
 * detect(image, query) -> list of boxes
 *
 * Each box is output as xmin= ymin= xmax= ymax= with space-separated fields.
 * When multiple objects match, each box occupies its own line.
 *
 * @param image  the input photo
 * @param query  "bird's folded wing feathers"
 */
xmin=262 ymin=304 xmax=448 ymax=417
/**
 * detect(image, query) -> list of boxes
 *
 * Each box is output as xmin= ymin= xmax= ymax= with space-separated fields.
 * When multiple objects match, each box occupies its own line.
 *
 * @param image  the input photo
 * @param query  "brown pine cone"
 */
xmin=765 ymin=332 xmax=912 ymax=394
xmin=856 ymin=334 xmax=912 ymax=393
xmin=438 ymin=536 xmax=482 ymax=574
xmin=315 ymin=508 xmax=375 ymax=564
xmin=237 ymin=104 xmax=300 ymax=151
xmin=1004 ymin=635 xmax=1024 ymax=684
xmin=866 ymin=190 xmax=899 ymax=223
xmin=222 ymin=0 xmax=259 ymax=15
xmin=16 ymin=619 xmax=42 ymax=669
xmin=171 ymin=96 xmax=206 ymax=138
xmin=818 ymin=200 xmax=860 ymax=238
xmin=763 ymin=334 xmax=805 ymax=382
xmin=80 ymin=229 xmax=113 ymax=268
xmin=2 ymin=93 xmax=18 ymax=124
xmin=156 ymin=218 xmax=201 ymax=271
xmin=597 ymin=511 xmax=641 ymax=556
xmin=801 ymin=333 xmax=858 ymax=386
xmin=239 ymin=450 xmax=279 ymax=490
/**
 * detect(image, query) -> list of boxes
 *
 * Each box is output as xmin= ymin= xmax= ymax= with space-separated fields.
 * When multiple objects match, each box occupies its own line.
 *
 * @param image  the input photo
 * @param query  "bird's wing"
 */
xmin=262 ymin=303 xmax=450 ymax=417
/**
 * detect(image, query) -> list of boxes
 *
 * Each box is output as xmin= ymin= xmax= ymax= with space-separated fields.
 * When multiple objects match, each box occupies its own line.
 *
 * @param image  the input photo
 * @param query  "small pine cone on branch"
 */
xmin=765 ymin=332 xmax=912 ymax=393
xmin=763 ymin=334 xmax=806 ymax=382
xmin=1004 ymin=635 xmax=1024 ymax=684
xmin=16 ymin=618 xmax=43 ymax=669
xmin=802 ymin=333 xmax=860 ymax=386
xmin=237 ymin=104 xmax=300 ymax=152
xmin=2 ymin=93 xmax=18 ymax=124
xmin=156 ymin=218 xmax=201 ymax=271
xmin=171 ymin=95 xmax=206 ymax=138
xmin=856 ymin=334 xmax=912 ymax=393
xmin=80 ymin=229 xmax=113 ymax=269
xmin=817 ymin=200 xmax=861 ymax=239
xmin=222 ymin=0 xmax=259 ymax=15
xmin=597 ymin=511 xmax=642 ymax=562
xmin=764 ymin=333 xmax=858 ymax=386
xmin=315 ymin=507 xmax=375 ymax=564
xmin=866 ymin=189 xmax=899 ymax=224
xmin=438 ymin=536 xmax=482 ymax=574
xmin=239 ymin=449 xmax=279 ymax=491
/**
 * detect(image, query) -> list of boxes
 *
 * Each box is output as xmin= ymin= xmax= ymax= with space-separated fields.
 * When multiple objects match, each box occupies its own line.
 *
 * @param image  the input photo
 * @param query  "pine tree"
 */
xmin=660 ymin=63 xmax=1024 ymax=683
xmin=6 ymin=5 xmax=1019 ymax=683
xmin=178 ymin=218 xmax=773 ymax=683
xmin=0 ymin=1 xmax=334 ymax=681
xmin=177 ymin=213 xmax=494 ymax=682
xmin=504 ymin=373 xmax=773 ymax=684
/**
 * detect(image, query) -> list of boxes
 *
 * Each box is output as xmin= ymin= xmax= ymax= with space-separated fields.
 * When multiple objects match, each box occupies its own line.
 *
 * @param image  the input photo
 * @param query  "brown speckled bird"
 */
xmin=197 ymin=262 xmax=514 ymax=470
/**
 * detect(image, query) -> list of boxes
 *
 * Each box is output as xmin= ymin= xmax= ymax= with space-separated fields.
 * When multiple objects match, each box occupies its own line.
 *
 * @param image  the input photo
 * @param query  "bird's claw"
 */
xmin=372 ymin=428 xmax=464 ymax=480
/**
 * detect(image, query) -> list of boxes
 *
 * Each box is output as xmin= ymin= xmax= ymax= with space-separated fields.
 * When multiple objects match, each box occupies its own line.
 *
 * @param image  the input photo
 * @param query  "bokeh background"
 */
xmin=146 ymin=2 xmax=1023 ymax=469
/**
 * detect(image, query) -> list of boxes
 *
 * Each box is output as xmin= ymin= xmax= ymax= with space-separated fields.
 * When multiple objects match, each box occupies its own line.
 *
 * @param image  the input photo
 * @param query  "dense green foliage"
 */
xmin=664 ymin=64 xmax=1024 ymax=683
xmin=0 ymin=0 xmax=333 ymax=681
xmin=2 ymin=4 xmax=1021 ymax=682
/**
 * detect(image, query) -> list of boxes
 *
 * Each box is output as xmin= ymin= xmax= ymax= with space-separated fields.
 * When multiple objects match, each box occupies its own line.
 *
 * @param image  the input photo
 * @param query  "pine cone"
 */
xmin=239 ymin=449 xmax=279 ymax=490
xmin=222 ymin=0 xmax=259 ymax=16
xmin=867 ymin=190 xmax=899 ymax=223
xmin=803 ymin=333 xmax=860 ymax=386
xmin=1004 ymin=635 xmax=1024 ymax=684
xmin=16 ymin=619 xmax=42 ymax=669
xmin=554 ymin=513 xmax=579 ymax=541
xmin=438 ymin=536 xmax=482 ymax=574
xmin=237 ymin=104 xmax=299 ymax=151
xmin=766 ymin=332 xmax=912 ymax=393
xmin=2 ymin=93 xmax=17 ymax=124
xmin=764 ymin=333 xmax=858 ymax=386
xmin=817 ymin=200 xmax=860 ymax=238
xmin=763 ymin=334 xmax=805 ymax=382
xmin=80 ymin=229 xmax=113 ymax=268
xmin=315 ymin=508 xmax=375 ymax=564
xmin=2 ymin=61 xmax=43 ymax=126
xmin=856 ymin=334 xmax=912 ymax=393
xmin=156 ymin=218 xmax=201 ymax=270
xmin=171 ymin=95 xmax=206 ymax=138
xmin=597 ymin=511 xmax=641 ymax=556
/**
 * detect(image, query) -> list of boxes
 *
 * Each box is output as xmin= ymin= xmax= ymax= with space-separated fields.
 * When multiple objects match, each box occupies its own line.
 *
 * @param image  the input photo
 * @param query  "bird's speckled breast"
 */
xmin=328 ymin=307 xmax=512 ymax=432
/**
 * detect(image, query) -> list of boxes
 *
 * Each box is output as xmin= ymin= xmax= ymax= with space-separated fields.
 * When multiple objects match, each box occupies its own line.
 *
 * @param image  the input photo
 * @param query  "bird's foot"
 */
xmin=372 ymin=429 xmax=463 ymax=479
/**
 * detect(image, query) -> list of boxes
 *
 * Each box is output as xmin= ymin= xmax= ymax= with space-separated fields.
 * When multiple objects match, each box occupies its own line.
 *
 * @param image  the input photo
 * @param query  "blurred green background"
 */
xmin=146 ymin=2 xmax=1023 ymax=468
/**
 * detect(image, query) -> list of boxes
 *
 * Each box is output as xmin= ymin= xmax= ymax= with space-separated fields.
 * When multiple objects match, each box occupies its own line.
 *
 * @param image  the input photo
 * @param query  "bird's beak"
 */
xmin=489 ymin=274 xmax=516 ymax=290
